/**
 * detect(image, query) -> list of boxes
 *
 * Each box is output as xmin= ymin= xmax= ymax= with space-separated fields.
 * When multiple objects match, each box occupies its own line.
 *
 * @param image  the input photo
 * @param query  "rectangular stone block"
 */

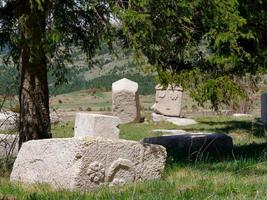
xmin=261 ymin=93 xmax=267 ymax=124
xmin=74 ymin=113 xmax=120 ymax=139
xmin=112 ymin=78 xmax=141 ymax=123
xmin=10 ymin=137 xmax=166 ymax=190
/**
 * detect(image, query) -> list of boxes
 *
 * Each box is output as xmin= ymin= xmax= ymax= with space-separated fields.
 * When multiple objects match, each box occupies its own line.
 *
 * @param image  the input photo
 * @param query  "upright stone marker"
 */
xmin=151 ymin=84 xmax=183 ymax=117
xmin=10 ymin=137 xmax=166 ymax=190
xmin=112 ymin=78 xmax=141 ymax=123
xmin=261 ymin=93 xmax=267 ymax=124
xmin=74 ymin=113 xmax=120 ymax=139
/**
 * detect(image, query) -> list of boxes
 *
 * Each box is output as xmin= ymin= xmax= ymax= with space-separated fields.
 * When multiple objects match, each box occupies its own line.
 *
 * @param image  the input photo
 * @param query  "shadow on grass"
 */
xmin=184 ymin=118 xmax=267 ymax=137
xmin=166 ymin=141 xmax=267 ymax=177
xmin=233 ymin=141 xmax=267 ymax=160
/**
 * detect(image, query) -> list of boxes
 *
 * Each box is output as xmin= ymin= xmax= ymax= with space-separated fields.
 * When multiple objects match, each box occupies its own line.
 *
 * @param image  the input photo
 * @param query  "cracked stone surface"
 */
xmin=10 ymin=137 xmax=166 ymax=190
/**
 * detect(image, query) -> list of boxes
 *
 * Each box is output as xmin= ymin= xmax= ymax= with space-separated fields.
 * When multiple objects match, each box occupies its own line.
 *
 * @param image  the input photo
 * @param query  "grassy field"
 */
xmin=1 ymin=115 xmax=267 ymax=199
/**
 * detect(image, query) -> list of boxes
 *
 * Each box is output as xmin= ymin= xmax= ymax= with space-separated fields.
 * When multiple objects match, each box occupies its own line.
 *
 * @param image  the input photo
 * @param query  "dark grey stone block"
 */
xmin=142 ymin=133 xmax=233 ymax=161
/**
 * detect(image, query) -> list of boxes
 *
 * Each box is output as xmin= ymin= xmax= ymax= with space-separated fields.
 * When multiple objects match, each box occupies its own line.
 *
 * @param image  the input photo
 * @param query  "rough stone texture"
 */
xmin=152 ymin=113 xmax=197 ymax=126
xmin=151 ymin=84 xmax=183 ymax=117
xmin=74 ymin=113 xmax=120 ymax=139
xmin=142 ymin=133 xmax=233 ymax=161
xmin=112 ymin=78 xmax=141 ymax=124
xmin=10 ymin=137 xmax=166 ymax=190
xmin=0 ymin=111 xmax=18 ymax=130
xmin=0 ymin=134 xmax=19 ymax=157
xmin=261 ymin=93 xmax=267 ymax=124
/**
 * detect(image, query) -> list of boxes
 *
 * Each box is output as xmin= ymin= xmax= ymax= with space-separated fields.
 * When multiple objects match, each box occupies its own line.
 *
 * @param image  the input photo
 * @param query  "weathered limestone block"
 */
xmin=152 ymin=113 xmax=197 ymax=126
xmin=151 ymin=85 xmax=183 ymax=117
xmin=142 ymin=133 xmax=233 ymax=161
xmin=112 ymin=78 xmax=141 ymax=124
xmin=10 ymin=137 xmax=166 ymax=190
xmin=74 ymin=113 xmax=120 ymax=139
xmin=0 ymin=111 xmax=18 ymax=130
xmin=0 ymin=134 xmax=19 ymax=157
xmin=261 ymin=93 xmax=267 ymax=124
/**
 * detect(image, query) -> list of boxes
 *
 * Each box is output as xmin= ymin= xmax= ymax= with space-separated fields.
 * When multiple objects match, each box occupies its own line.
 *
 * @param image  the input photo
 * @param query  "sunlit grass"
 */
xmin=1 ymin=115 xmax=267 ymax=199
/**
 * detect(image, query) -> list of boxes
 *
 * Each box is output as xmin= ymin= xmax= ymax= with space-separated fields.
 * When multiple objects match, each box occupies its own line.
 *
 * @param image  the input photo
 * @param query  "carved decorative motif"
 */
xmin=87 ymin=161 xmax=105 ymax=184
xmin=106 ymin=158 xmax=135 ymax=186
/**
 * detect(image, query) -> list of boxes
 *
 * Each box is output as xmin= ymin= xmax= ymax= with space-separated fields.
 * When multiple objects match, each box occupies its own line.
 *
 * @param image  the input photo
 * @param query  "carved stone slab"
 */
xmin=74 ymin=113 xmax=120 ymax=139
xmin=112 ymin=78 xmax=141 ymax=124
xmin=10 ymin=137 xmax=166 ymax=190
xmin=151 ymin=84 xmax=183 ymax=117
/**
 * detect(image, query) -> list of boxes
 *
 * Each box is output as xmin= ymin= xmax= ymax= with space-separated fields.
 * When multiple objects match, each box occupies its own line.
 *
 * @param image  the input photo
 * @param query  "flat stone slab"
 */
xmin=232 ymin=113 xmax=253 ymax=117
xmin=74 ymin=113 xmax=120 ymax=139
xmin=152 ymin=113 xmax=197 ymax=126
xmin=152 ymin=129 xmax=187 ymax=136
xmin=142 ymin=133 xmax=233 ymax=161
xmin=11 ymin=137 xmax=166 ymax=190
xmin=0 ymin=134 xmax=18 ymax=157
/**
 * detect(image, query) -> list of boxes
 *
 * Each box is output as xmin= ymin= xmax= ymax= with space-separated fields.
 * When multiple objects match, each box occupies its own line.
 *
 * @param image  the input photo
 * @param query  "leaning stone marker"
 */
xmin=261 ymin=93 xmax=267 ymax=124
xmin=11 ymin=137 xmax=166 ymax=190
xmin=151 ymin=84 xmax=183 ymax=117
xmin=142 ymin=133 xmax=233 ymax=161
xmin=112 ymin=78 xmax=141 ymax=123
xmin=74 ymin=113 xmax=120 ymax=139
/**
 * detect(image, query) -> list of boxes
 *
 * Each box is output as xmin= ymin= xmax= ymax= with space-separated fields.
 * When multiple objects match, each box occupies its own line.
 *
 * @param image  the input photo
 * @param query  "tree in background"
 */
xmin=116 ymin=0 xmax=267 ymax=112
xmin=0 ymin=0 xmax=120 ymax=147
xmin=0 ymin=0 xmax=266 ymax=147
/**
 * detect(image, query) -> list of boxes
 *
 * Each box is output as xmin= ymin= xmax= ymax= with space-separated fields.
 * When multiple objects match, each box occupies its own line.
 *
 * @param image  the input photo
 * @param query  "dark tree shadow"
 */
xmin=233 ymin=141 xmax=267 ymax=160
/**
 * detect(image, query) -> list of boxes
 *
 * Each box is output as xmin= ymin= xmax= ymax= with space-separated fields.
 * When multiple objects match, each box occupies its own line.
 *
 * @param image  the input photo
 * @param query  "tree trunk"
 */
xmin=18 ymin=2 xmax=51 ymax=148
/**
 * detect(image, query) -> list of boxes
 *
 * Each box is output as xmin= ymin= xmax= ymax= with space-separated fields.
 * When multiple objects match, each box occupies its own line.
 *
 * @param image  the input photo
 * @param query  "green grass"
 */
xmin=1 ymin=115 xmax=267 ymax=199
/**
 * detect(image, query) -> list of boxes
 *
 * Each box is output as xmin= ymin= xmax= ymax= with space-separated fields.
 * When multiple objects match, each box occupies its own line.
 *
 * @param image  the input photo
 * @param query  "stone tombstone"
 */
xmin=261 ymin=93 xmax=267 ymax=124
xmin=112 ymin=78 xmax=141 ymax=124
xmin=142 ymin=133 xmax=233 ymax=161
xmin=151 ymin=84 xmax=183 ymax=117
xmin=74 ymin=113 xmax=120 ymax=139
xmin=10 ymin=137 xmax=167 ymax=190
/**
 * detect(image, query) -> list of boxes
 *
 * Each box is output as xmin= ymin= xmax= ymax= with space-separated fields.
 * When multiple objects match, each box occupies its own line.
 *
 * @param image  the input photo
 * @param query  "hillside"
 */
xmin=0 ymin=48 xmax=156 ymax=97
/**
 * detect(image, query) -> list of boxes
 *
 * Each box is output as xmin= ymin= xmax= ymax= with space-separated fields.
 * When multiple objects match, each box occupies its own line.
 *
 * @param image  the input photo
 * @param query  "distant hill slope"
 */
xmin=0 ymin=49 xmax=156 ymax=96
